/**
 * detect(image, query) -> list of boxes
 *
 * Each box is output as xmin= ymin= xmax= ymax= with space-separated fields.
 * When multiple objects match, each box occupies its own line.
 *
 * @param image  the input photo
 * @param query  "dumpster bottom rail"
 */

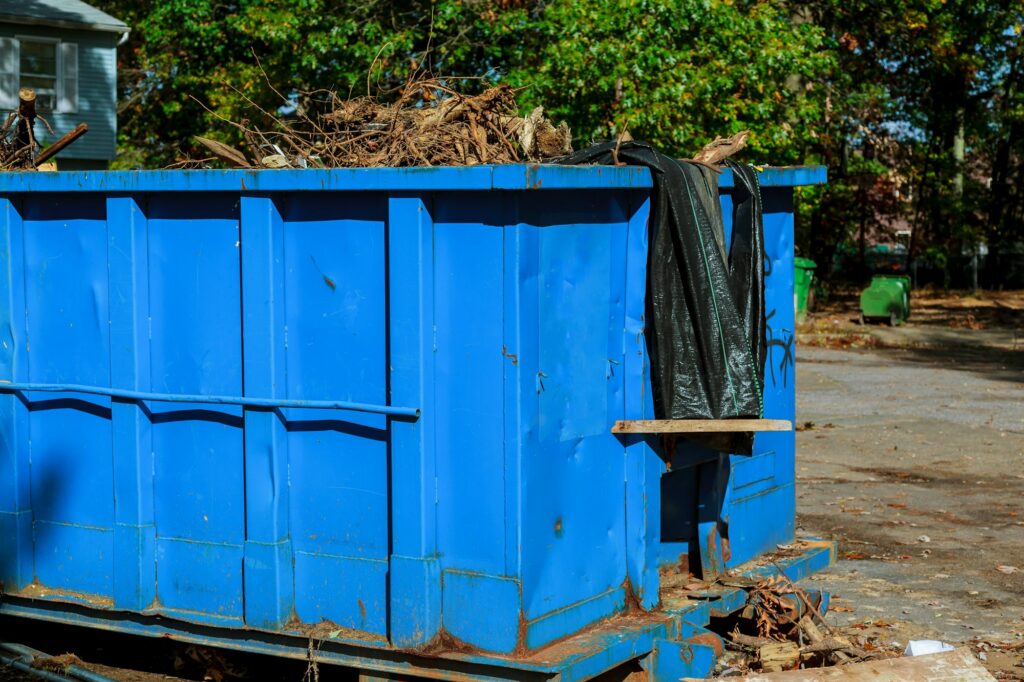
xmin=0 ymin=541 xmax=835 ymax=682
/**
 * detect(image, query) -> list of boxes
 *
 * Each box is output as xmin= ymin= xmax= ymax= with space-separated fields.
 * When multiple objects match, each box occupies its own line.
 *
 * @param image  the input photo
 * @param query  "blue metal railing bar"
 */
xmin=0 ymin=381 xmax=419 ymax=418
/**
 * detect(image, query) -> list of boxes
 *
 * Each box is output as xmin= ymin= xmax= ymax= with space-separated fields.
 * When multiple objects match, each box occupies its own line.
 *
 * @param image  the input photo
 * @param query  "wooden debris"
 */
xmin=203 ymin=78 xmax=572 ymax=169
xmin=0 ymin=87 xmax=89 ymax=170
xmin=195 ymin=136 xmax=252 ymax=168
xmin=16 ymin=88 xmax=37 ymax=160
xmin=731 ymin=630 xmax=774 ymax=649
xmin=692 ymin=130 xmax=751 ymax=166
xmin=721 ymin=648 xmax=995 ymax=680
xmin=34 ymin=123 xmax=88 ymax=167
xmin=759 ymin=642 xmax=800 ymax=673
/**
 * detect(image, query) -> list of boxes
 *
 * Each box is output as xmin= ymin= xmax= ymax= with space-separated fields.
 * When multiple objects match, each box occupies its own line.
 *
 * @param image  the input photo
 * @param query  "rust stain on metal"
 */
xmin=684 ymin=631 xmax=724 ymax=658
xmin=323 ymin=275 xmax=336 ymax=291
xmin=519 ymin=611 xmax=671 ymax=665
xmin=553 ymin=517 xmax=563 ymax=537
xmin=677 ymin=552 xmax=691 ymax=576
xmin=358 ymin=598 xmax=367 ymax=622
xmin=513 ymin=609 xmax=530 ymax=657
xmin=706 ymin=525 xmax=719 ymax=568
xmin=501 ymin=345 xmax=518 ymax=365
xmin=14 ymin=582 xmax=114 ymax=609
xmin=414 ymin=627 xmax=484 ymax=658
xmin=621 ymin=576 xmax=643 ymax=614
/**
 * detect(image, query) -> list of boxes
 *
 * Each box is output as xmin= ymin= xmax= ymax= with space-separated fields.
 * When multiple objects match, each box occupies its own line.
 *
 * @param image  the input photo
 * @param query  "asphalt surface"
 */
xmin=795 ymin=341 xmax=1024 ymax=656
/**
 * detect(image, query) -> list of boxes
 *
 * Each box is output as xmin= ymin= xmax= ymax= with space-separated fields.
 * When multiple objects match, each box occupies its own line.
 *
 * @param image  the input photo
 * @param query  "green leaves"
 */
xmin=94 ymin=0 xmax=1024 ymax=268
xmin=98 ymin=0 xmax=835 ymax=167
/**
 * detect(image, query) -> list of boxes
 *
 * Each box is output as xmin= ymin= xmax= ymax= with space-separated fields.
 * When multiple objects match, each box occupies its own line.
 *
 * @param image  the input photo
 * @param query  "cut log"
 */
xmin=612 ymin=419 xmax=791 ymax=434
xmin=15 ymin=88 xmax=37 ymax=166
xmin=759 ymin=641 xmax=800 ymax=673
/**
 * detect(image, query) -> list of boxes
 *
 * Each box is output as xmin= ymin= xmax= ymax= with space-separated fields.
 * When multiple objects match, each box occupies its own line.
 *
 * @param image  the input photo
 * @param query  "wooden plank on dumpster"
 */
xmin=683 ymin=647 xmax=995 ymax=681
xmin=611 ymin=419 xmax=792 ymax=434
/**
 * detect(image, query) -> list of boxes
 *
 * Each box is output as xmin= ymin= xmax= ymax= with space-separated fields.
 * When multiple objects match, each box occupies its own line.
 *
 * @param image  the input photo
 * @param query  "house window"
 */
xmin=0 ymin=37 xmax=78 ymax=113
xmin=19 ymin=39 xmax=58 ymax=111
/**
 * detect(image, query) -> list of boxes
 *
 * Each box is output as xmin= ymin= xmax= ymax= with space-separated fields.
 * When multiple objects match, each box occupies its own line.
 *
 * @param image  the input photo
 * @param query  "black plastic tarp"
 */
xmin=562 ymin=141 xmax=766 ymax=453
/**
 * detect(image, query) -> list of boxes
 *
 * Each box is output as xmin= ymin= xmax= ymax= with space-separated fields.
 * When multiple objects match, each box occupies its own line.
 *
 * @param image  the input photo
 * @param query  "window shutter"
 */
xmin=59 ymin=42 xmax=78 ymax=113
xmin=0 ymin=38 xmax=18 ymax=110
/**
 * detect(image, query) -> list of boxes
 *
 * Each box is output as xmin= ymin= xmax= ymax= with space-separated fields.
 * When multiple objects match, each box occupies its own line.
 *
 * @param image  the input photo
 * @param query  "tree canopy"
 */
xmin=96 ymin=0 xmax=1024 ymax=282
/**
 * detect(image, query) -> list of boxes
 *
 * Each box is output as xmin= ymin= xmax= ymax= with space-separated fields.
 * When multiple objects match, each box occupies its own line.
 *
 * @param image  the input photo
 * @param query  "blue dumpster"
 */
xmin=0 ymin=164 xmax=827 ymax=680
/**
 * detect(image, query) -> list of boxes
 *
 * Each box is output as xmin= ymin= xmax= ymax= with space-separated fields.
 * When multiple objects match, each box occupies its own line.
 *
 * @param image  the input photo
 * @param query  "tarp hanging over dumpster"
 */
xmin=563 ymin=142 xmax=766 ymax=453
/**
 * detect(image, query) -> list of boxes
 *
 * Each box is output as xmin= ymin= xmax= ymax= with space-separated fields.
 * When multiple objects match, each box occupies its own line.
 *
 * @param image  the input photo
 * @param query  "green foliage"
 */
xmin=502 ymin=0 xmax=834 ymax=161
xmin=100 ymin=0 xmax=512 ymax=167
xmin=97 ymin=0 xmax=834 ymax=167
xmin=94 ymin=0 xmax=1024 ymax=278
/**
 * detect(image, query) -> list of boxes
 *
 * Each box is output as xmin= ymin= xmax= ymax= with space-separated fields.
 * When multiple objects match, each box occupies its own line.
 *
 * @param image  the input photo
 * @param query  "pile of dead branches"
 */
xmin=0 ymin=89 xmax=43 ymax=170
xmin=196 ymin=78 xmax=573 ymax=169
xmin=1 ymin=88 xmax=88 ymax=171
xmin=725 ymin=572 xmax=895 ymax=674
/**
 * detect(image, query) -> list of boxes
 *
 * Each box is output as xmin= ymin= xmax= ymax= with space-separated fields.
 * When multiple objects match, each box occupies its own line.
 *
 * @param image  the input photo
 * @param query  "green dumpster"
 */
xmin=860 ymin=274 xmax=911 ymax=326
xmin=794 ymin=257 xmax=816 ymax=322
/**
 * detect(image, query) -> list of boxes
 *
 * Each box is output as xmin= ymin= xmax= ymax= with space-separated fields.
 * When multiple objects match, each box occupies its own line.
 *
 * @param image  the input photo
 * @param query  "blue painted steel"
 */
xmin=0 ymin=382 xmax=419 ymax=416
xmin=0 ymin=539 xmax=834 ymax=682
xmin=0 ymin=166 xmax=653 ymax=193
xmin=645 ymin=638 xmax=716 ymax=680
xmin=0 ymin=164 xmax=826 ymax=682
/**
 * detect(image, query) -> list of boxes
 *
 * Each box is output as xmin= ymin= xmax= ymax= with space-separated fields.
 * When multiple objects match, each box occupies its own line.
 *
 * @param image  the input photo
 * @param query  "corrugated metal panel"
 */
xmin=0 ymin=166 xmax=829 ymax=681
xmin=0 ymin=167 xmax=654 ymax=652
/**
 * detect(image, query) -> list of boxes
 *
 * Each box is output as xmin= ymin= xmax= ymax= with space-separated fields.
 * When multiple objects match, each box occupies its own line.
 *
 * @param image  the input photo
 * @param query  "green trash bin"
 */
xmin=794 ymin=257 xmax=816 ymax=322
xmin=860 ymin=274 xmax=911 ymax=326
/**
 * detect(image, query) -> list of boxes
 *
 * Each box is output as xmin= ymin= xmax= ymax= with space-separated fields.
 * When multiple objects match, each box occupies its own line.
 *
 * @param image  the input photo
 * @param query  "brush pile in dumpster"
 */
xmin=195 ymin=78 xmax=572 ymax=169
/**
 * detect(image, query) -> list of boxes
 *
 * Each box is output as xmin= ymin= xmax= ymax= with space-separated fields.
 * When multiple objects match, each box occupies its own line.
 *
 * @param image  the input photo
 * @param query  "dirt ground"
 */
xmin=795 ymin=289 xmax=1024 ymax=680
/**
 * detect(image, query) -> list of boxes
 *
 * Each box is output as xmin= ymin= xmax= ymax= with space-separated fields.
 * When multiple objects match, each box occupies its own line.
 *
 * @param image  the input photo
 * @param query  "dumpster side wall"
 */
xmin=0 ymin=165 xmax=822 ymax=662
xmin=0 ymin=169 xmax=656 ymax=655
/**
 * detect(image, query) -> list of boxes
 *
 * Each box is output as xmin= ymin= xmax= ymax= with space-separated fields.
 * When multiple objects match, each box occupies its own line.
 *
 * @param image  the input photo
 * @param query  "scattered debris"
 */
xmin=30 ymin=652 xmax=84 ymax=672
xmin=692 ymin=130 xmax=751 ymax=166
xmin=904 ymin=639 xmax=954 ymax=656
xmin=704 ymin=562 xmax=950 ymax=678
xmin=0 ymin=87 xmax=89 ymax=170
xmin=198 ymin=77 xmax=572 ymax=169
xmin=758 ymin=641 xmax=800 ymax=672
xmin=716 ymin=647 xmax=996 ymax=680
xmin=995 ymin=565 xmax=1019 ymax=575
